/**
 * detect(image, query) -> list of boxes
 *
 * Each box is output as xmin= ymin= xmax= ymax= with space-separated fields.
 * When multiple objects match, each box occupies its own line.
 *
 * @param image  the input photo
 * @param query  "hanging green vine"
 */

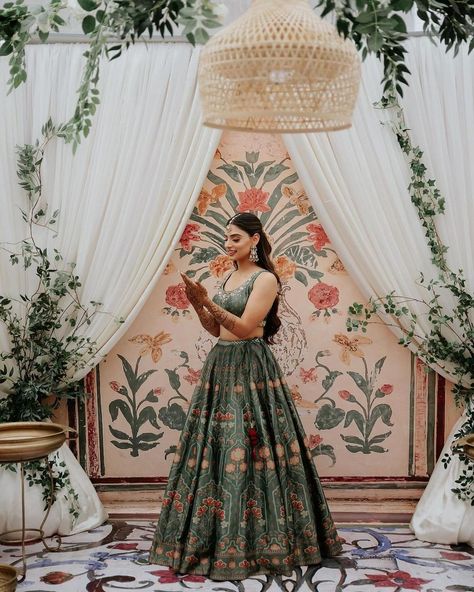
xmin=347 ymin=95 xmax=474 ymax=503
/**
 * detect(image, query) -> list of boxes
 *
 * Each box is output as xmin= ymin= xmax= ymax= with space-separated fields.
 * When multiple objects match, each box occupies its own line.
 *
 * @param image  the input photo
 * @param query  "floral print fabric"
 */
xmin=150 ymin=337 xmax=342 ymax=580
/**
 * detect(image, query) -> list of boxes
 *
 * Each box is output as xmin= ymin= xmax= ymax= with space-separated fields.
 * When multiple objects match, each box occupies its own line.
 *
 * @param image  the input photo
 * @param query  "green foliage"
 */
xmin=347 ymin=98 xmax=474 ymax=500
xmin=0 ymin=120 xmax=100 ymax=423
xmin=0 ymin=0 xmax=224 ymax=148
xmin=318 ymin=0 xmax=474 ymax=97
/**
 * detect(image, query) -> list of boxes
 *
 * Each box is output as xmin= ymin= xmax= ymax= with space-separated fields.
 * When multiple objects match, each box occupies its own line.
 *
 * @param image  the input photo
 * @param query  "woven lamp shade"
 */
xmin=199 ymin=0 xmax=360 ymax=133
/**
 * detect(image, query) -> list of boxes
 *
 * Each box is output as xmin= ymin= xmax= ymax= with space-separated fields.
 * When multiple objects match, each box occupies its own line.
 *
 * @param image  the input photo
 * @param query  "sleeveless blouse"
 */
xmin=212 ymin=270 xmax=267 ymax=317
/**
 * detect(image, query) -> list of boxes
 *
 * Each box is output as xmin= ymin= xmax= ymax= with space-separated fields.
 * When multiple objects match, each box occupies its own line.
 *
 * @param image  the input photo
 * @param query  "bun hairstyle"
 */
xmin=226 ymin=213 xmax=281 ymax=343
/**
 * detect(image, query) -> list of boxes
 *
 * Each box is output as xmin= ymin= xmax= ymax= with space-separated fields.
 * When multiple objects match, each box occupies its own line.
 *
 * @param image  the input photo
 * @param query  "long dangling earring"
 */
xmin=249 ymin=245 xmax=259 ymax=263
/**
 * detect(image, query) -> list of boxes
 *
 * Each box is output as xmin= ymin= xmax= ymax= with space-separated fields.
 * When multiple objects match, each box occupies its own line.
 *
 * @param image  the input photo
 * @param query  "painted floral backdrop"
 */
xmin=96 ymin=132 xmax=435 ymax=482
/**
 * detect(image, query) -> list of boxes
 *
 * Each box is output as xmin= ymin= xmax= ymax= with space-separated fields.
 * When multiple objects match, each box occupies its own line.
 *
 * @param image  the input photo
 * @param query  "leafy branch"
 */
xmin=318 ymin=0 xmax=474 ymax=96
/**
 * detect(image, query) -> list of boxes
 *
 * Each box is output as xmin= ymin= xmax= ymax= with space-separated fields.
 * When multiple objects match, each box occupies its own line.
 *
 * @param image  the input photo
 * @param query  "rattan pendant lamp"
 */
xmin=198 ymin=0 xmax=361 ymax=133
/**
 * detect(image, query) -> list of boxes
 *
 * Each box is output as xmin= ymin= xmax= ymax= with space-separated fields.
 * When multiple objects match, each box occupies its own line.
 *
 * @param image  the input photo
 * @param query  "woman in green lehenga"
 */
xmin=149 ymin=213 xmax=342 ymax=580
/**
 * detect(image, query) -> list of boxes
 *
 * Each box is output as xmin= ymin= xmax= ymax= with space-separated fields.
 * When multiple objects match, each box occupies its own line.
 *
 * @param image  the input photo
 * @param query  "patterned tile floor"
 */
xmin=0 ymin=520 xmax=473 ymax=591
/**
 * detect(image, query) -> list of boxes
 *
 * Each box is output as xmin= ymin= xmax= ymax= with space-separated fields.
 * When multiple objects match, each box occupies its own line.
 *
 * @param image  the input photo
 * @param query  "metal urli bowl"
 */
xmin=0 ymin=564 xmax=18 ymax=592
xmin=0 ymin=422 xmax=74 ymax=463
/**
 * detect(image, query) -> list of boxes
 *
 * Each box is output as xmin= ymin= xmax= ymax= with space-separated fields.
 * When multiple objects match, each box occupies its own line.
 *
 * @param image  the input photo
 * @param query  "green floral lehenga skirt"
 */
xmin=149 ymin=337 xmax=342 ymax=580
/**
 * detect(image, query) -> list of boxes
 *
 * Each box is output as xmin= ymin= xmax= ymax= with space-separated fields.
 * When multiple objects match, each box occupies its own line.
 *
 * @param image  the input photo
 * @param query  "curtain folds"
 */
xmin=284 ymin=38 xmax=474 ymax=545
xmin=0 ymin=42 xmax=221 ymax=535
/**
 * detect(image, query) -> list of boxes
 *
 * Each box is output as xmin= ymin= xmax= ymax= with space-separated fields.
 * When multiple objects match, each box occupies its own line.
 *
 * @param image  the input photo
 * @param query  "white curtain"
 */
xmin=0 ymin=42 xmax=221 ymax=535
xmin=284 ymin=38 xmax=474 ymax=545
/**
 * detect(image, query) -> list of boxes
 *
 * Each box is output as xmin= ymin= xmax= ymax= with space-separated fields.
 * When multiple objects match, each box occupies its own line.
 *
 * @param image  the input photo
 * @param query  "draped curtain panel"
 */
xmin=284 ymin=38 xmax=474 ymax=545
xmin=0 ymin=42 xmax=221 ymax=535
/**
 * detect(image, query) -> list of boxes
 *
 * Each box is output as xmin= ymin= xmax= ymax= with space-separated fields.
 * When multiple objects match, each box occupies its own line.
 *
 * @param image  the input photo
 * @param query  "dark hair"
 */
xmin=227 ymin=213 xmax=281 ymax=343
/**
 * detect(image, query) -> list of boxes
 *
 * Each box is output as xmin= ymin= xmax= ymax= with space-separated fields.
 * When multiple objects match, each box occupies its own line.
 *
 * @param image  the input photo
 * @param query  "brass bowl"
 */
xmin=0 ymin=564 xmax=17 ymax=592
xmin=452 ymin=433 xmax=474 ymax=461
xmin=0 ymin=422 xmax=74 ymax=462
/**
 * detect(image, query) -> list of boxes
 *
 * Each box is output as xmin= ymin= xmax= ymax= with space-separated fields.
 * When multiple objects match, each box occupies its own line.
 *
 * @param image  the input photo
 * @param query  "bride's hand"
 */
xmin=181 ymin=273 xmax=208 ymax=306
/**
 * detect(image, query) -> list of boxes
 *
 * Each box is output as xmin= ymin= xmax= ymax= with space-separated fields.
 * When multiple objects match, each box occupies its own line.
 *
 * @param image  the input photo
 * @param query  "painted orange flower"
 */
xmin=129 ymin=331 xmax=172 ymax=363
xmin=282 ymin=185 xmax=310 ymax=214
xmin=237 ymin=188 xmax=271 ymax=212
xmin=197 ymin=183 xmax=227 ymax=215
xmin=333 ymin=333 xmax=372 ymax=365
xmin=273 ymin=255 xmax=296 ymax=281
xmin=328 ymin=257 xmax=346 ymax=274
xmin=209 ymin=254 xmax=234 ymax=278
xmin=307 ymin=223 xmax=330 ymax=251
xmin=179 ymin=223 xmax=201 ymax=252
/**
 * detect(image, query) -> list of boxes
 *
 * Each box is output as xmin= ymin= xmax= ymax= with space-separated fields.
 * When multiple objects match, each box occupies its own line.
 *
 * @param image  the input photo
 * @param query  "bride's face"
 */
xmin=224 ymin=224 xmax=257 ymax=263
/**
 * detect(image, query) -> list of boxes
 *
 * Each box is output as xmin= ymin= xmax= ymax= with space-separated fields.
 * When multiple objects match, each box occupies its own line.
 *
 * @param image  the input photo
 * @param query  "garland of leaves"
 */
xmin=347 ymin=95 xmax=474 ymax=503
xmin=0 ymin=119 xmax=101 ymax=518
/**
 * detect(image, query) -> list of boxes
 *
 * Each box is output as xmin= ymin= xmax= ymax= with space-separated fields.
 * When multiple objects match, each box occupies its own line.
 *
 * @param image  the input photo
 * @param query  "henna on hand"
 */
xmin=204 ymin=297 xmax=237 ymax=332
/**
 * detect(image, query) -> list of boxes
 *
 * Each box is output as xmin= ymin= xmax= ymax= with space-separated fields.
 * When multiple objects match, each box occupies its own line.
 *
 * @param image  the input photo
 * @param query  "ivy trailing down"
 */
xmin=347 ymin=96 xmax=474 ymax=503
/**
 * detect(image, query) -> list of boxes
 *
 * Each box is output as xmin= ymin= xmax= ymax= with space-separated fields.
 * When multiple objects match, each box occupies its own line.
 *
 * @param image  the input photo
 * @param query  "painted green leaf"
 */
xmin=144 ymin=390 xmax=159 ymax=403
xmin=111 ymin=441 xmax=133 ymax=449
xmin=159 ymin=403 xmax=186 ymax=430
xmin=369 ymin=431 xmax=392 ymax=445
xmin=263 ymin=164 xmax=290 ymax=183
xmin=135 ymin=369 xmax=156 ymax=392
xmin=294 ymin=270 xmax=308 ymax=286
xmin=344 ymin=409 xmax=365 ymax=434
xmin=347 ymin=370 xmax=369 ymax=393
xmin=137 ymin=405 xmax=158 ymax=428
xmin=118 ymin=354 xmax=136 ymax=390
xmin=283 ymin=245 xmax=318 ymax=269
xmin=109 ymin=399 xmax=133 ymax=424
xmin=137 ymin=441 xmax=159 ymax=451
xmin=137 ymin=432 xmax=162 ymax=442
xmin=311 ymin=443 xmax=336 ymax=466
xmin=164 ymin=445 xmax=177 ymax=458
xmin=197 ymin=271 xmax=211 ymax=283
xmin=315 ymin=404 xmax=345 ymax=430
xmin=341 ymin=434 xmax=365 ymax=446
xmin=368 ymin=403 xmax=394 ymax=433
xmin=345 ymin=444 xmax=366 ymax=453
xmin=190 ymin=246 xmax=220 ymax=264
xmin=217 ymin=163 xmax=241 ymax=183
xmin=374 ymin=356 xmax=386 ymax=374
xmin=321 ymin=370 xmax=343 ymax=393
xmin=109 ymin=426 xmax=130 ymax=441
xmin=369 ymin=445 xmax=387 ymax=453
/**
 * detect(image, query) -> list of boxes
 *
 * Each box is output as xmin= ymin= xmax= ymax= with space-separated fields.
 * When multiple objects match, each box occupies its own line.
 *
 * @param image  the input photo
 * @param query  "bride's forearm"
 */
xmin=203 ymin=297 xmax=240 ymax=334
xmin=193 ymin=302 xmax=220 ymax=337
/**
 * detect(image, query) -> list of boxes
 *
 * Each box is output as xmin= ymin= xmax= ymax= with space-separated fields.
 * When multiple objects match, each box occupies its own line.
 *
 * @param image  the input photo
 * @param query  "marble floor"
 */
xmin=0 ymin=519 xmax=473 ymax=591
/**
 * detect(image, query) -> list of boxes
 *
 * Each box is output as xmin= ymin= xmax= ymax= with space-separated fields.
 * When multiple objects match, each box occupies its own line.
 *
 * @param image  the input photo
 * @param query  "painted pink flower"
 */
xmin=338 ymin=390 xmax=352 ymax=401
xmin=110 ymin=542 xmax=138 ymax=550
xmin=109 ymin=381 xmax=121 ymax=392
xmin=149 ymin=568 xmax=206 ymax=584
xmin=184 ymin=368 xmax=201 ymax=384
xmin=365 ymin=571 xmax=431 ymax=590
xmin=308 ymin=283 xmax=339 ymax=309
xmin=380 ymin=384 xmax=394 ymax=395
xmin=299 ymin=367 xmax=317 ymax=383
xmin=307 ymin=223 xmax=330 ymax=251
xmin=440 ymin=551 xmax=471 ymax=560
xmin=237 ymin=188 xmax=271 ymax=212
xmin=165 ymin=283 xmax=189 ymax=310
xmin=309 ymin=434 xmax=323 ymax=448
xmin=179 ymin=223 xmax=201 ymax=252
xmin=40 ymin=572 xmax=74 ymax=585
